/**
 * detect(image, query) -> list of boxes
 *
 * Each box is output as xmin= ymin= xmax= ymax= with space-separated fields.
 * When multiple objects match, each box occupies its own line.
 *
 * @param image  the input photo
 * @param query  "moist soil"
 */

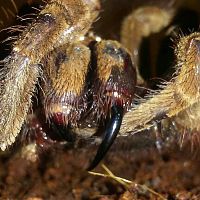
xmin=0 ymin=134 xmax=200 ymax=200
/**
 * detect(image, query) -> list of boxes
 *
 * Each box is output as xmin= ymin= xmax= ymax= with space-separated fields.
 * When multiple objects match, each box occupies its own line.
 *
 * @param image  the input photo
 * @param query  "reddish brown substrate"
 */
xmin=0 ymin=137 xmax=200 ymax=200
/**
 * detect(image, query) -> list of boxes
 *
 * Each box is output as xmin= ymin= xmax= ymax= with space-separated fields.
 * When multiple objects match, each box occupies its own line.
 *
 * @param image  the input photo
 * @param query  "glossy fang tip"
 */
xmin=87 ymin=104 xmax=123 ymax=171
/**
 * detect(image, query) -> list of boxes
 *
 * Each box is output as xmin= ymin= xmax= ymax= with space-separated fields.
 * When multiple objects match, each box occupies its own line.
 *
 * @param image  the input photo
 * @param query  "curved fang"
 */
xmin=87 ymin=104 xmax=123 ymax=171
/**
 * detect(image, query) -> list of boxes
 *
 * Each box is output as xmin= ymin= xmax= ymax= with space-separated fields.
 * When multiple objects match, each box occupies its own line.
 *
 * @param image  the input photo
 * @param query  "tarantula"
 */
xmin=0 ymin=0 xmax=200 ymax=170
xmin=0 ymin=0 xmax=137 ymax=170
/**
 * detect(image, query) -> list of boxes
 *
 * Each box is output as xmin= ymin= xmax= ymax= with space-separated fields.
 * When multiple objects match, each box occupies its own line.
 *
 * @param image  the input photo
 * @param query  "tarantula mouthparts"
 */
xmin=1 ymin=0 xmax=200 ymax=171
xmin=0 ymin=0 xmax=137 ymax=169
xmin=43 ymin=39 xmax=136 ymax=169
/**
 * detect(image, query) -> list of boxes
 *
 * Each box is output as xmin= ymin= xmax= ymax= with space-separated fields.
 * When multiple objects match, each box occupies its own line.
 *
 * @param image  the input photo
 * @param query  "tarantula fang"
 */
xmin=87 ymin=104 xmax=123 ymax=170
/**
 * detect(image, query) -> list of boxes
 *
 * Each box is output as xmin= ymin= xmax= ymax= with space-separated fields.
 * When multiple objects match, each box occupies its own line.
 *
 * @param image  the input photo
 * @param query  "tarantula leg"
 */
xmin=0 ymin=0 xmax=99 ymax=150
xmin=88 ymin=40 xmax=136 ymax=169
xmin=120 ymin=32 xmax=200 ymax=135
xmin=121 ymin=5 xmax=174 ymax=84
xmin=87 ymin=104 xmax=123 ymax=170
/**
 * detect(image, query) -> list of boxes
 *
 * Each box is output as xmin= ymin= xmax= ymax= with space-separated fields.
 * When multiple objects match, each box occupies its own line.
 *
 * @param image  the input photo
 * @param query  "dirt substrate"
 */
xmin=0 ymin=134 xmax=200 ymax=200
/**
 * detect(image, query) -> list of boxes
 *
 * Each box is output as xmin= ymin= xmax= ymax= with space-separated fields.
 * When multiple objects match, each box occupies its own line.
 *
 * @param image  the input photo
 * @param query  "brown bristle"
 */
xmin=91 ymin=40 xmax=136 ymax=119
xmin=43 ymin=43 xmax=91 ymax=126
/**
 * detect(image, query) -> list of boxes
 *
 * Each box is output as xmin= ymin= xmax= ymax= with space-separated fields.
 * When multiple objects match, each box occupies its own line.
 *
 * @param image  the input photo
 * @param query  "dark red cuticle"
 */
xmin=52 ymin=112 xmax=65 ymax=125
